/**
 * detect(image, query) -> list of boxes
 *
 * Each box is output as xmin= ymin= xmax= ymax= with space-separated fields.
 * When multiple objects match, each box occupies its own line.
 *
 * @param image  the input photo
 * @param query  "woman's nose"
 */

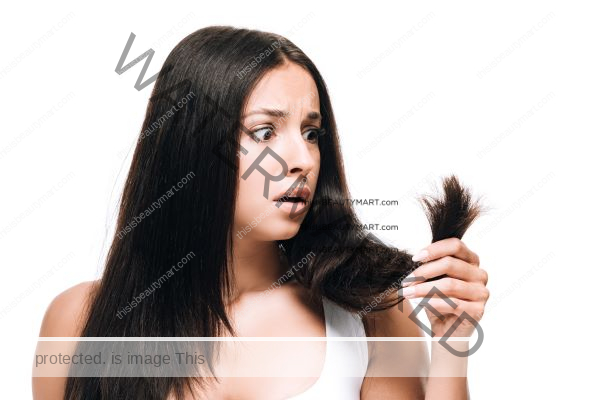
xmin=282 ymin=130 xmax=315 ymax=175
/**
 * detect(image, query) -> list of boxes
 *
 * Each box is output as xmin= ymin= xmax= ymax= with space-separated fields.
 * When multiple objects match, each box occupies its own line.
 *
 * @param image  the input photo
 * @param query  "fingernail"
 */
xmin=412 ymin=249 xmax=429 ymax=262
xmin=401 ymin=274 xmax=414 ymax=287
xmin=401 ymin=286 xmax=415 ymax=298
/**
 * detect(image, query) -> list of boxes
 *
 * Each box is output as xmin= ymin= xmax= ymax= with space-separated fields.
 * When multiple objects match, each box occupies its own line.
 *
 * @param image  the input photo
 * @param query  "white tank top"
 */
xmin=287 ymin=297 xmax=369 ymax=399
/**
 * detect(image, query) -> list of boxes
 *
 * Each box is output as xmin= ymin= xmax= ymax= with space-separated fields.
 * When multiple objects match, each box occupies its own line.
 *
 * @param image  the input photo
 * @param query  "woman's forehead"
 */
xmin=244 ymin=64 xmax=320 ymax=113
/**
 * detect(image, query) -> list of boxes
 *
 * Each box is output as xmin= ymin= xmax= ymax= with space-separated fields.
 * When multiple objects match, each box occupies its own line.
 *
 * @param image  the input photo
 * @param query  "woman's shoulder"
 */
xmin=361 ymin=296 xmax=424 ymax=338
xmin=38 ymin=280 xmax=100 ymax=337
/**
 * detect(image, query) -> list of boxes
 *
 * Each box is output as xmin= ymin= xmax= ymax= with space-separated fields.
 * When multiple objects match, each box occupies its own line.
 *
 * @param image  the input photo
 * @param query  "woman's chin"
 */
xmin=275 ymin=225 xmax=302 ymax=240
xmin=262 ymin=219 xmax=303 ymax=240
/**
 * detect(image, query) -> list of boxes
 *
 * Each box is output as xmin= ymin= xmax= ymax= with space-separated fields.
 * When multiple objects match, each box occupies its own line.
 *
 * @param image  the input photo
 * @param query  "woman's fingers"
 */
xmin=403 ymin=240 xmax=489 ymax=337
xmin=402 ymin=256 xmax=487 ymax=287
xmin=400 ymin=277 xmax=490 ymax=303
xmin=419 ymin=297 xmax=487 ymax=322
xmin=412 ymin=238 xmax=480 ymax=266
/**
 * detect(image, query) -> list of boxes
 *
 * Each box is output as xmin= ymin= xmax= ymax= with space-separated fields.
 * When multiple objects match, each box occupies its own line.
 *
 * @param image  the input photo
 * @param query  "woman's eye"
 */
xmin=251 ymin=127 xmax=274 ymax=142
xmin=251 ymin=127 xmax=326 ymax=143
xmin=303 ymin=128 xmax=326 ymax=143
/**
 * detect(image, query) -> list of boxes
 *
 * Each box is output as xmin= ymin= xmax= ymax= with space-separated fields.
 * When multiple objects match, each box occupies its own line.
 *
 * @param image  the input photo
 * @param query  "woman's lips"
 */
xmin=272 ymin=185 xmax=311 ymax=203
xmin=273 ymin=199 xmax=308 ymax=215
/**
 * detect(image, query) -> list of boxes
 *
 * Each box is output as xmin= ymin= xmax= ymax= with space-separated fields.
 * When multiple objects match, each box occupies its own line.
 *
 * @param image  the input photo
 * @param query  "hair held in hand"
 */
xmin=286 ymin=174 xmax=484 ymax=313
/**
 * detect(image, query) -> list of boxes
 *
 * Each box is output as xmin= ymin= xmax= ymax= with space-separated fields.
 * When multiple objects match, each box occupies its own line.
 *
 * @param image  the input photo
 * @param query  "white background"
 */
xmin=1 ymin=1 xmax=598 ymax=398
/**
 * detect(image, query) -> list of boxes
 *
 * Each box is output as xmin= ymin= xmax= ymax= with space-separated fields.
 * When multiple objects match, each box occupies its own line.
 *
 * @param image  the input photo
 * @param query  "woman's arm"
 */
xmin=360 ymin=298 xmax=428 ymax=400
xmin=361 ymin=297 xmax=471 ymax=400
xmin=426 ymin=340 xmax=470 ymax=399
xmin=361 ymin=238 xmax=488 ymax=400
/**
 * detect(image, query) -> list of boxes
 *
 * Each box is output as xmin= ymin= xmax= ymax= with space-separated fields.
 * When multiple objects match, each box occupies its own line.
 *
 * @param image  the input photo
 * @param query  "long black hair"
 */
xmin=65 ymin=25 xmax=483 ymax=399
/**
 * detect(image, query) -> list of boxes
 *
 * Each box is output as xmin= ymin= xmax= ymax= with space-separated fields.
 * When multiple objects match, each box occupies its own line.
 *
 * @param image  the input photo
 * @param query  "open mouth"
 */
xmin=272 ymin=185 xmax=311 ymax=208
xmin=276 ymin=196 xmax=306 ymax=204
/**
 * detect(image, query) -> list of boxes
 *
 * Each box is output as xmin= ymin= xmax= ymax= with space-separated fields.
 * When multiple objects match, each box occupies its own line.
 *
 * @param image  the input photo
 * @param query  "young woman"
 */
xmin=33 ymin=26 xmax=489 ymax=399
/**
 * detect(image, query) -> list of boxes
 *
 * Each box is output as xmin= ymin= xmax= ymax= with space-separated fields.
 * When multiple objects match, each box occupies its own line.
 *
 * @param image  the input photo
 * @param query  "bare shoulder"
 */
xmin=361 ymin=295 xmax=424 ymax=338
xmin=33 ymin=281 xmax=99 ymax=400
xmin=38 ymin=280 xmax=99 ymax=337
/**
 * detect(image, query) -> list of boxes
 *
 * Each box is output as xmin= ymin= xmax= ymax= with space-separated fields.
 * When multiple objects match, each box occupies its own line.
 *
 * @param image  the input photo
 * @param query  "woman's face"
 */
xmin=234 ymin=62 xmax=321 ymax=241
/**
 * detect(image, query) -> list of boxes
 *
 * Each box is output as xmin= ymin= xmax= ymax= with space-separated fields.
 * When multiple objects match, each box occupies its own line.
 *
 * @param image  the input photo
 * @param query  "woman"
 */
xmin=33 ymin=26 xmax=489 ymax=399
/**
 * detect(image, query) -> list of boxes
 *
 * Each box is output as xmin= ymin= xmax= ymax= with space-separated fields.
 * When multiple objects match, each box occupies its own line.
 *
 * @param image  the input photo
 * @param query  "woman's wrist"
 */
xmin=423 ymin=341 xmax=470 ymax=399
xmin=429 ymin=340 xmax=469 ymax=377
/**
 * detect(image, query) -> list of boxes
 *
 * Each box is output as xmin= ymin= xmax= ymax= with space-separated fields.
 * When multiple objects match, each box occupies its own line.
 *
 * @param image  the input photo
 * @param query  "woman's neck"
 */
xmin=229 ymin=236 xmax=288 ymax=302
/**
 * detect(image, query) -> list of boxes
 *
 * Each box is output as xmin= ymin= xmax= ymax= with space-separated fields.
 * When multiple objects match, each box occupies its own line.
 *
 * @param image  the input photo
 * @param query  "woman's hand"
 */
xmin=401 ymin=238 xmax=489 ymax=338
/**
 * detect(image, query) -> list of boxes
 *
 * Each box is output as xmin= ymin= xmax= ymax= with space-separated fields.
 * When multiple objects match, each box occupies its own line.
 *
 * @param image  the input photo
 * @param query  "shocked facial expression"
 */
xmin=234 ymin=61 xmax=322 ymax=241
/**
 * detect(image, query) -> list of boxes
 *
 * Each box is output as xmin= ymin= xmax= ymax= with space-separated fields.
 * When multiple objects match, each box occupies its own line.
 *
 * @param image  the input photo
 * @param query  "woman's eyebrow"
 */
xmin=242 ymin=107 xmax=322 ymax=121
xmin=305 ymin=111 xmax=322 ymax=122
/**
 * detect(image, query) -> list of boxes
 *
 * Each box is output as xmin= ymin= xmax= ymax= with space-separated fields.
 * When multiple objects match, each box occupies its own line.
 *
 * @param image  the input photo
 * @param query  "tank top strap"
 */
xmin=322 ymin=297 xmax=368 ymax=338
xmin=321 ymin=297 xmax=369 ymax=376
xmin=287 ymin=297 xmax=369 ymax=400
